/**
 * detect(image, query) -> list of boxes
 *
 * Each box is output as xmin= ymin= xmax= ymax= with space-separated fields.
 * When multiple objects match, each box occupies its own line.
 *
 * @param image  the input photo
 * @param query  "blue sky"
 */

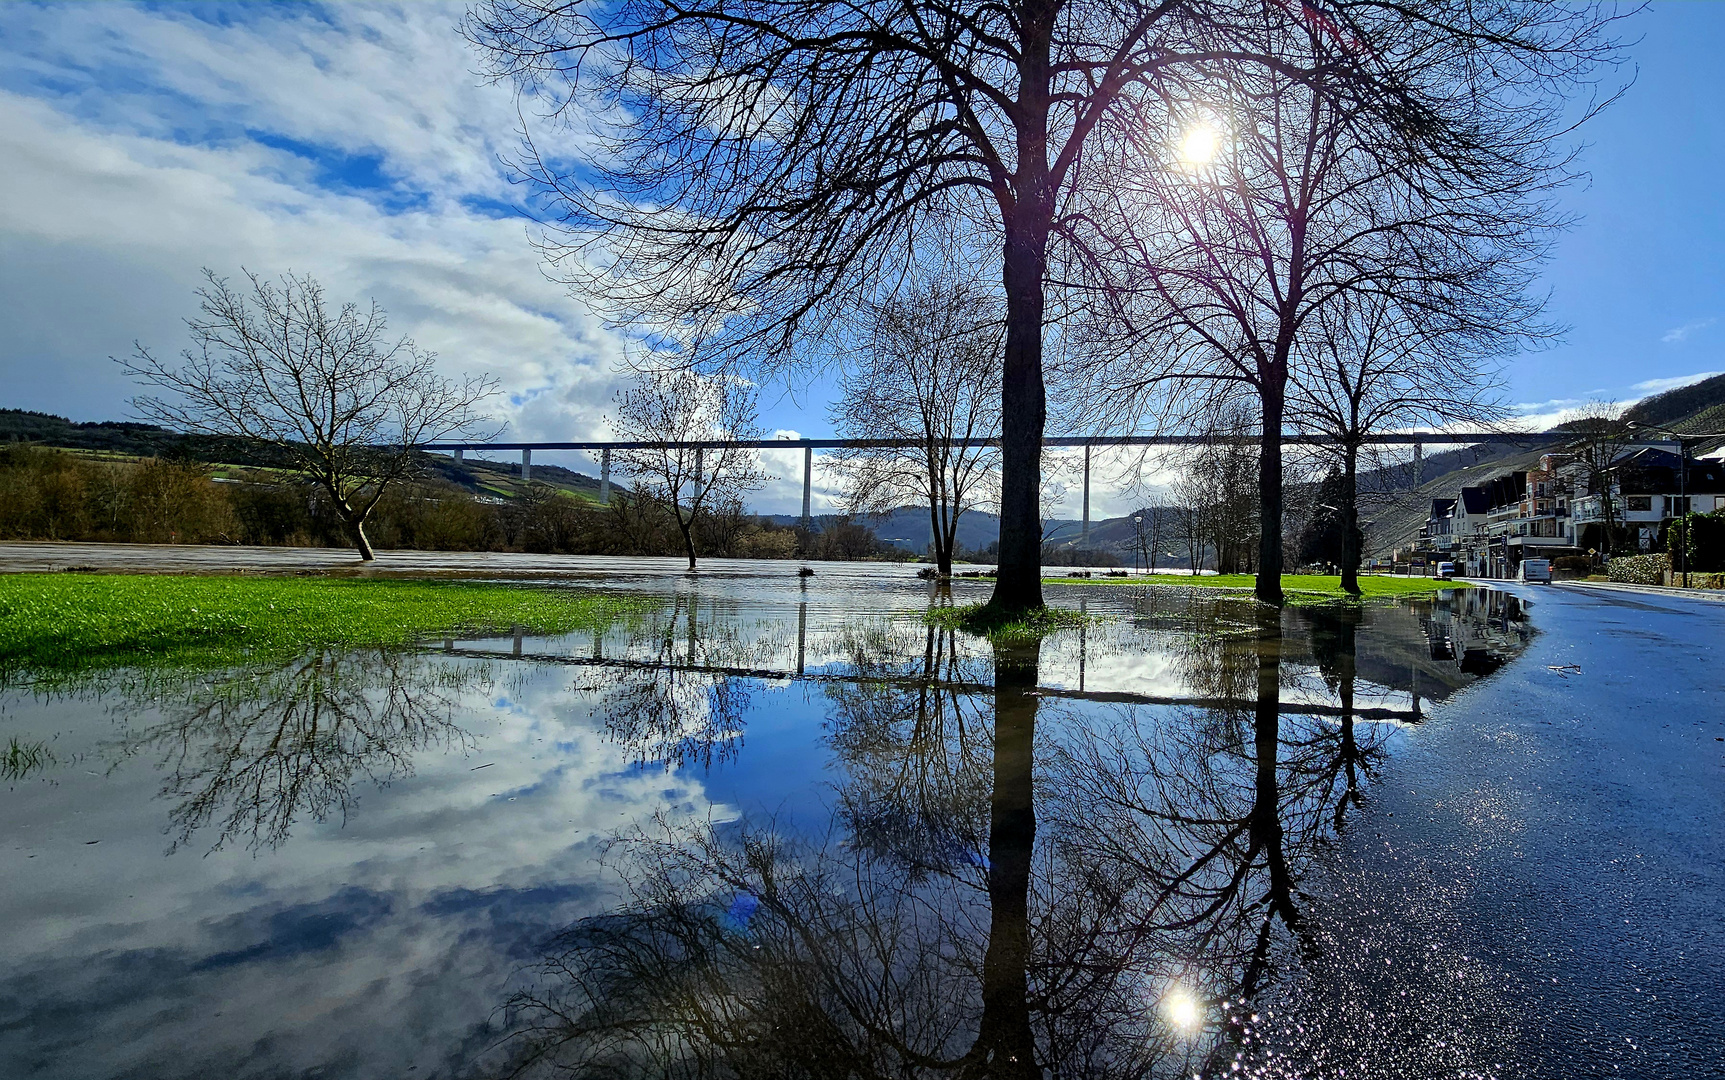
xmin=0 ymin=1 xmax=1721 ymax=514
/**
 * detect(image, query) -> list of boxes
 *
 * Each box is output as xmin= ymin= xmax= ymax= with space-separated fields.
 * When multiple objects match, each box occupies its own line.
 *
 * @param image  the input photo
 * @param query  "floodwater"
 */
xmin=1 ymin=565 xmax=1717 ymax=1079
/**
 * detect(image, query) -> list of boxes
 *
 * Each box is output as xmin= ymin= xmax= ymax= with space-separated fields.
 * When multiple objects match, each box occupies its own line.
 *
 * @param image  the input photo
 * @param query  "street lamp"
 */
xmin=1625 ymin=421 xmax=1725 ymax=588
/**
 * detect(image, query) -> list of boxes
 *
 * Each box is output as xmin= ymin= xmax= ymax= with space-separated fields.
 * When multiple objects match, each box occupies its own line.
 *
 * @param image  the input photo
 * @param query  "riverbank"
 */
xmin=1044 ymin=572 xmax=1466 ymax=600
xmin=0 ymin=574 xmax=640 ymax=677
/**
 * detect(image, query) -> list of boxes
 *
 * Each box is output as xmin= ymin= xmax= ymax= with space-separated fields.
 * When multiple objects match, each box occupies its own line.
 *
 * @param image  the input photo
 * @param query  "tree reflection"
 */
xmin=824 ymin=623 xmax=990 ymax=877
xmin=490 ymin=598 xmax=1428 ymax=1079
xmin=112 ymin=648 xmax=482 ymax=853
xmin=588 ymin=595 xmax=755 ymax=769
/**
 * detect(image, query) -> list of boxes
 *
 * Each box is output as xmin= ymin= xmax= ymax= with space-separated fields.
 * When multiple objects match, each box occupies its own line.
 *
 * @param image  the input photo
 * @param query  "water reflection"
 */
xmin=109 ymin=649 xmax=486 ymax=853
xmin=489 ymin=589 xmax=1527 ymax=1078
xmin=0 ymin=580 xmax=1535 ymax=1079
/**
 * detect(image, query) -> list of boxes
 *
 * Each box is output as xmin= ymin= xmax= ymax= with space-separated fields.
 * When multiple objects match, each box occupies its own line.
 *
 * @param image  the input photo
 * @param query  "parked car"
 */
xmin=1436 ymin=561 xmax=1456 ymax=580
xmin=1519 ymin=558 xmax=1552 ymax=583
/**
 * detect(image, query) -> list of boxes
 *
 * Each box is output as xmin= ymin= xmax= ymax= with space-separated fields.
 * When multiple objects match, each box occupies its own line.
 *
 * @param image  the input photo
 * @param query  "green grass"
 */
xmin=0 ymin=573 xmax=642 ymax=678
xmin=1042 ymin=573 xmax=1468 ymax=603
xmin=925 ymin=602 xmax=1094 ymax=642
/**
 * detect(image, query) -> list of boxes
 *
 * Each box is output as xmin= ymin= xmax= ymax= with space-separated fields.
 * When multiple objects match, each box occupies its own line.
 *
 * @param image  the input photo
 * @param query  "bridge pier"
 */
xmin=599 ymin=448 xmax=611 ymax=504
xmin=521 ymin=448 xmax=531 ymax=485
xmin=1412 ymin=442 xmax=1422 ymax=488
xmin=1081 ymin=445 xmax=1092 ymax=543
xmin=797 ymin=600 xmax=807 ymax=675
xmin=801 ymin=446 xmax=812 ymax=530
xmin=452 ymin=448 xmax=464 ymax=469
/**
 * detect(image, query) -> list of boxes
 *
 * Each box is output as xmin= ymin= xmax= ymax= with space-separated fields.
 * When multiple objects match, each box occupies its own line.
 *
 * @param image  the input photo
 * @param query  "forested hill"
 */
xmin=0 ymin=408 xmax=612 ymax=501
xmin=1621 ymin=371 xmax=1725 ymax=432
xmin=1 ymin=409 xmax=181 ymax=454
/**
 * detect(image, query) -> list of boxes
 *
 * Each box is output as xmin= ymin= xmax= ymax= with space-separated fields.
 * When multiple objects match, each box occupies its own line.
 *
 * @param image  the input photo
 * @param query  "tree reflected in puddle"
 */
xmin=105 ymin=649 xmax=487 ymax=853
xmin=490 ymin=588 xmax=1529 ymax=1079
xmin=0 ymin=582 xmax=1533 ymax=1079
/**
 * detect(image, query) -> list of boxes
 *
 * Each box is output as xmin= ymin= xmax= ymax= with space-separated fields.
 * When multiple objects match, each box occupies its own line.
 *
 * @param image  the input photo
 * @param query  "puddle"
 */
xmin=0 ymin=573 xmax=1532 ymax=1078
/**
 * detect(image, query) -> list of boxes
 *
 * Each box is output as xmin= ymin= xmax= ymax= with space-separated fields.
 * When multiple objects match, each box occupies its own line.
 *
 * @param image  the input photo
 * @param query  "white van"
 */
xmin=1519 ymin=558 xmax=1551 ymax=583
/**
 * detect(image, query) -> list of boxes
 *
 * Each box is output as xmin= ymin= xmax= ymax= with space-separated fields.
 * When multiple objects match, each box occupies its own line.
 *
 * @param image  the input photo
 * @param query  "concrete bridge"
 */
xmin=424 ymin=430 xmax=1570 ymax=538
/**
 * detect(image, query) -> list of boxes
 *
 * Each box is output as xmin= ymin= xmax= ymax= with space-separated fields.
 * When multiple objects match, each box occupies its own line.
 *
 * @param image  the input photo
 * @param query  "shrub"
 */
xmin=1680 ymin=510 xmax=1725 ymax=572
xmin=229 ymin=483 xmax=319 ymax=545
xmin=121 ymin=458 xmax=238 ymax=543
xmin=1607 ymin=552 xmax=1668 ymax=585
xmin=1553 ymin=555 xmax=1594 ymax=572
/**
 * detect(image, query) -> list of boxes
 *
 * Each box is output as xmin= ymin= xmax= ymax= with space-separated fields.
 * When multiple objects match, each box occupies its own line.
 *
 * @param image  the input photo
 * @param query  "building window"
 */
xmin=1627 ymin=496 xmax=1652 ymax=513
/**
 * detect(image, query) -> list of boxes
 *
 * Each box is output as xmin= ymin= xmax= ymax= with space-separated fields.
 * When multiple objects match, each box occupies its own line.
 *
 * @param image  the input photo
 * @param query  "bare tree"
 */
xmin=1167 ymin=411 xmax=1259 ymax=575
xmin=1060 ymin=7 xmax=1619 ymax=604
xmin=467 ymin=0 xmax=1621 ymax=613
xmin=1290 ymin=290 xmax=1507 ymax=593
xmin=831 ymin=275 xmax=1001 ymax=578
xmin=1564 ymin=399 xmax=1633 ymax=558
xmin=612 ymin=370 xmax=769 ymax=570
xmin=120 ymin=270 xmax=496 ymax=560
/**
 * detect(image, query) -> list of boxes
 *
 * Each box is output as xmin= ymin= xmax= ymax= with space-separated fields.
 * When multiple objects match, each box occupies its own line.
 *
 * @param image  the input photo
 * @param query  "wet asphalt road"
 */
xmin=1260 ymin=582 xmax=1724 ymax=1078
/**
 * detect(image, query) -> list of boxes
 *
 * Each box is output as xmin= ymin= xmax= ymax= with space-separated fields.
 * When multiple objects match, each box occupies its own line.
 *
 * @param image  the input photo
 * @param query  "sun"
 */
xmin=1178 ymin=123 xmax=1221 ymax=166
xmin=1162 ymin=987 xmax=1203 ymax=1030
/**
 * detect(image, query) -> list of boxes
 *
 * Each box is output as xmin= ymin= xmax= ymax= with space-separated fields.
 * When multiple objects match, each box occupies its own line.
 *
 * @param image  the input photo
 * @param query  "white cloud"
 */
xmin=1661 ymin=317 xmax=1716 ymax=344
xmin=1629 ymin=370 xmax=1722 ymax=395
xmin=0 ymin=2 xmax=629 ymax=472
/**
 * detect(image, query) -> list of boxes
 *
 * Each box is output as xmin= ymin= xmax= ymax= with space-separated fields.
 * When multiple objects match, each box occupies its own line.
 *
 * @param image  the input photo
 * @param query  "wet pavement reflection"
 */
xmin=7 ymin=572 xmax=1637 ymax=1079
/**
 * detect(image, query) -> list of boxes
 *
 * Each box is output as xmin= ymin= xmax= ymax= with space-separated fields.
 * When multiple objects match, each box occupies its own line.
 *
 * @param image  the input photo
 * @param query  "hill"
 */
xmin=2 ymin=409 xmax=613 ymax=503
xmin=1622 ymin=371 xmax=1725 ymax=433
xmin=768 ymin=505 xmax=1191 ymax=566
xmin=1362 ymin=374 xmax=1725 ymax=558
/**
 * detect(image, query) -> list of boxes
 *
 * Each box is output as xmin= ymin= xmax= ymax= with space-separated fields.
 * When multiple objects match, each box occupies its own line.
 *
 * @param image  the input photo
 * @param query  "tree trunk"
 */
xmin=991 ymin=218 xmax=1049 ymax=614
xmin=1255 ymin=383 xmax=1286 ymax=605
xmin=352 ymin=519 xmax=376 ymax=561
xmin=1601 ymin=489 xmax=1616 ymax=559
xmin=1340 ymin=443 xmax=1361 ymax=595
xmin=988 ymin=21 xmax=1052 ymax=617
xmin=338 ymin=504 xmax=377 ymax=562
xmin=966 ymin=638 xmax=1041 ymax=1080
xmin=678 ymin=517 xmax=698 ymax=570
xmin=931 ymin=499 xmax=952 ymax=578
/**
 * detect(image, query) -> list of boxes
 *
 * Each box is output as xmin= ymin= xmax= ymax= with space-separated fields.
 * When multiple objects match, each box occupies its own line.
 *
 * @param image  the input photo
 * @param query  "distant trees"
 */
xmin=120 ymin=270 xmax=496 ymax=560
xmin=830 ymin=275 xmax=1001 ymax=578
xmin=612 ymin=370 xmax=769 ymax=570
xmin=1169 ymin=415 xmax=1260 ymax=575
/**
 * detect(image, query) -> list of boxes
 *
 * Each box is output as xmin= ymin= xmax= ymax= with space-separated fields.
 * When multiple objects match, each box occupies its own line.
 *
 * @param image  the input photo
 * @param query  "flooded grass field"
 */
xmin=2 ymin=563 xmax=1719 ymax=1078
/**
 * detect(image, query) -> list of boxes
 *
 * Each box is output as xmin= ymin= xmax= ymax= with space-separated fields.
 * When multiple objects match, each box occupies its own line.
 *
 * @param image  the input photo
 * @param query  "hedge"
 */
xmin=1608 ymin=553 xmax=1668 ymax=586
xmin=1679 ymin=510 xmax=1725 ymax=572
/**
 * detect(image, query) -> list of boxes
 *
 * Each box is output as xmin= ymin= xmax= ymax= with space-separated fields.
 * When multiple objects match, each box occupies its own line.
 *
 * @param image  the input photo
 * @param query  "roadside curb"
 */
xmin=1551 ymin=579 xmax=1725 ymax=603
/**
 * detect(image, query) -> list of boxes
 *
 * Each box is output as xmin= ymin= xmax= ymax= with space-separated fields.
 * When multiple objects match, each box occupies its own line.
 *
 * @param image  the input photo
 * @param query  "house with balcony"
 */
xmin=1414 ymin=444 xmax=1725 ymax=577
xmin=1571 ymin=445 xmax=1725 ymax=553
